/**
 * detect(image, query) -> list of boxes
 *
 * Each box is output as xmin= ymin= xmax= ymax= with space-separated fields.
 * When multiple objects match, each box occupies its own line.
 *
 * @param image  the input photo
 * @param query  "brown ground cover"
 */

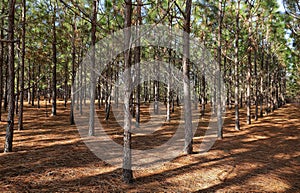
xmin=0 ymin=101 xmax=299 ymax=192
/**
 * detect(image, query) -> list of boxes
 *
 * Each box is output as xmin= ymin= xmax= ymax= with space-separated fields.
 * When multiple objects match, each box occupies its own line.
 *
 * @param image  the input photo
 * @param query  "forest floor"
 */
xmin=0 ymin=101 xmax=299 ymax=192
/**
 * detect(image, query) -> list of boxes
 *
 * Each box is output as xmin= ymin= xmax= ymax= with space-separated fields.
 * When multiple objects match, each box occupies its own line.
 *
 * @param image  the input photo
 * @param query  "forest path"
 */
xmin=0 ymin=102 xmax=299 ymax=192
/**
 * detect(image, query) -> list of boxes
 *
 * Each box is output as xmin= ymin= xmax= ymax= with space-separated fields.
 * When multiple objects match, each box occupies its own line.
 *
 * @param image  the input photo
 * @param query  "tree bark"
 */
xmin=4 ymin=0 xmax=16 ymax=153
xmin=70 ymin=16 xmax=76 ymax=125
xmin=27 ymin=60 xmax=30 ymax=104
xmin=217 ymin=0 xmax=223 ymax=139
xmin=135 ymin=0 xmax=142 ymax=127
xmin=234 ymin=0 xmax=240 ymax=130
xmin=183 ymin=0 xmax=193 ymax=154
xmin=254 ymin=48 xmax=258 ymax=121
xmin=31 ymin=61 xmax=35 ymax=106
xmin=51 ymin=4 xmax=57 ymax=116
xmin=123 ymin=0 xmax=133 ymax=184
xmin=88 ymin=0 xmax=97 ymax=136
xmin=246 ymin=6 xmax=252 ymax=125
xmin=0 ymin=0 xmax=4 ymax=121
xmin=260 ymin=34 xmax=264 ymax=117
xmin=64 ymin=59 xmax=68 ymax=108
xmin=18 ymin=0 xmax=25 ymax=130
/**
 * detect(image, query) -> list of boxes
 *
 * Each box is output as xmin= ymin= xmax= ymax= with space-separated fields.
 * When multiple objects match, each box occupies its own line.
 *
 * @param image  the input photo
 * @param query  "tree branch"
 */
xmin=0 ymin=38 xmax=20 ymax=43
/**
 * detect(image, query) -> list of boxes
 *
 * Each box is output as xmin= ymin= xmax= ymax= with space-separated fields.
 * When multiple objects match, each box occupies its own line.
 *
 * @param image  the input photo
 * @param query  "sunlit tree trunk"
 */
xmin=246 ymin=5 xmax=252 ymax=125
xmin=234 ymin=0 xmax=240 ymax=130
xmin=88 ymin=0 xmax=98 ymax=136
xmin=201 ymin=74 xmax=205 ymax=116
xmin=123 ymin=0 xmax=133 ymax=184
xmin=15 ymin=44 xmax=19 ymax=114
xmin=217 ymin=0 xmax=223 ymax=139
xmin=183 ymin=0 xmax=193 ymax=154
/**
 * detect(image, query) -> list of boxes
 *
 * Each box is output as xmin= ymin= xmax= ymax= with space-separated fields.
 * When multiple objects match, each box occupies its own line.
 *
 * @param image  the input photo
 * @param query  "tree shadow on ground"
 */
xmin=0 ymin=102 xmax=299 ymax=192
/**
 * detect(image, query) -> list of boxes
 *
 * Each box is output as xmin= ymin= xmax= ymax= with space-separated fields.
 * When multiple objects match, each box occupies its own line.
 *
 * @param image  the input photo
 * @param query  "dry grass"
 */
xmin=0 ymin=101 xmax=299 ymax=192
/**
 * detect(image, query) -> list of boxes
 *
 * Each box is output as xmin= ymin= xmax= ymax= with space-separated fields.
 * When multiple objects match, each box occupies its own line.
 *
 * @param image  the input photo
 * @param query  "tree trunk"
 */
xmin=97 ymin=78 xmax=101 ymax=109
xmin=183 ymin=0 xmax=193 ymax=154
xmin=246 ymin=7 xmax=252 ymax=125
xmin=217 ymin=0 xmax=223 ymax=139
xmin=123 ymin=0 xmax=133 ymax=184
xmin=234 ymin=0 xmax=240 ymax=130
xmin=27 ymin=60 xmax=30 ymax=104
xmin=51 ymin=4 xmax=57 ymax=116
xmin=260 ymin=36 xmax=264 ymax=117
xmin=37 ymin=64 xmax=41 ymax=108
xmin=64 ymin=58 xmax=68 ymax=107
xmin=0 ymin=0 xmax=4 ymax=121
xmin=15 ymin=44 xmax=19 ymax=114
xmin=70 ymin=16 xmax=76 ymax=125
xmin=254 ymin=48 xmax=258 ymax=121
xmin=135 ymin=0 xmax=142 ymax=127
xmin=18 ymin=0 xmax=25 ymax=130
xmin=31 ymin=62 xmax=35 ymax=106
xmin=266 ymin=52 xmax=270 ymax=115
xmin=154 ymin=51 xmax=159 ymax=114
xmin=4 ymin=0 xmax=16 ymax=153
xmin=88 ymin=0 xmax=97 ymax=136
xmin=201 ymin=74 xmax=205 ymax=116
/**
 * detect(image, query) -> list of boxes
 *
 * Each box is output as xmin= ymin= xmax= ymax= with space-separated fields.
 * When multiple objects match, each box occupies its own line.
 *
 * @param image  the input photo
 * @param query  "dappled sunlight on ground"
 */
xmin=0 ymin=101 xmax=299 ymax=192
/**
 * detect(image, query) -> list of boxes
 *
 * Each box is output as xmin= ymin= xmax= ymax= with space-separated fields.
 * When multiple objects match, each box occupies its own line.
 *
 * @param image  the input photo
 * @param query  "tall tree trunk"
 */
xmin=0 ymin=0 xmax=4 ymax=121
xmin=4 ymin=0 xmax=16 ymax=153
xmin=135 ymin=0 xmax=142 ymax=127
xmin=31 ymin=62 xmax=35 ymax=106
xmin=246 ymin=6 xmax=252 ymax=125
xmin=51 ymin=4 xmax=57 ymax=116
xmin=183 ymin=0 xmax=193 ymax=154
xmin=217 ymin=0 xmax=223 ymax=139
xmin=266 ymin=52 xmax=270 ymax=115
xmin=64 ymin=59 xmax=68 ymax=107
xmin=18 ymin=0 xmax=25 ymax=130
xmin=88 ymin=0 xmax=97 ymax=136
xmin=254 ymin=48 xmax=258 ymax=121
xmin=123 ymin=0 xmax=133 ymax=184
xmin=15 ymin=44 xmax=19 ymax=114
xmin=37 ymin=64 xmax=41 ymax=108
xmin=167 ymin=19 xmax=172 ymax=121
xmin=260 ymin=35 xmax=264 ymax=117
xmin=154 ymin=51 xmax=159 ymax=114
xmin=97 ymin=78 xmax=101 ymax=109
xmin=234 ymin=0 xmax=240 ymax=130
xmin=3 ymin=56 xmax=8 ymax=111
xmin=4 ymin=60 xmax=7 ymax=111
xmin=27 ymin=60 xmax=30 ymax=104
xmin=201 ymin=74 xmax=205 ymax=116
xmin=70 ymin=17 xmax=76 ymax=125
